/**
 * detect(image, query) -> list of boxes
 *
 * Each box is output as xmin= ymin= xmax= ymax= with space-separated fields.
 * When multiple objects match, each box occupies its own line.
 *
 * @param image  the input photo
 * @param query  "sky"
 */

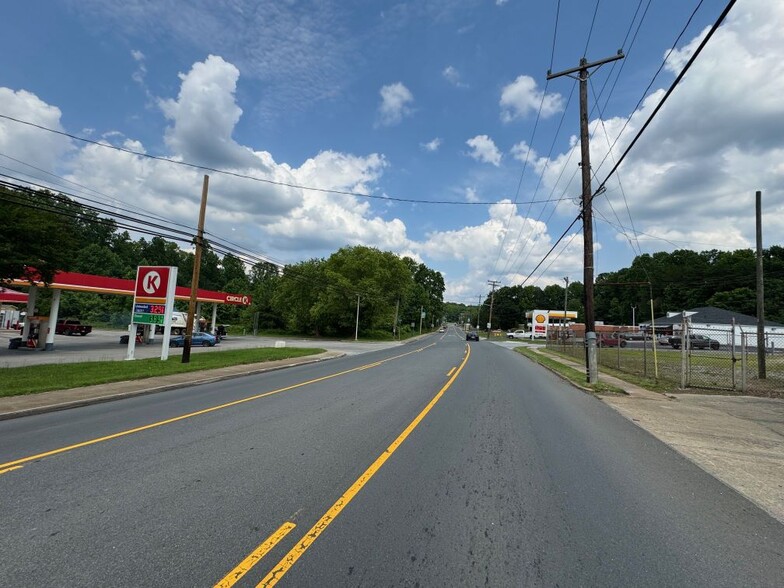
xmin=2 ymin=0 xmax=783 ymax=304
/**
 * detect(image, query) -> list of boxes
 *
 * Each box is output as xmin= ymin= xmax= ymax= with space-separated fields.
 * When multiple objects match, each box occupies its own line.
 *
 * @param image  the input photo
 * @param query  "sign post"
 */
xmin=127 ymin=266 xmax=178 ymax=361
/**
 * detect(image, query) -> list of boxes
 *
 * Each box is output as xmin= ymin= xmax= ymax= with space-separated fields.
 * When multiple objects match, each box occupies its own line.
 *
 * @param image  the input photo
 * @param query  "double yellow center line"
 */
xmin=214 ymin=345 xmax=471 ymax=587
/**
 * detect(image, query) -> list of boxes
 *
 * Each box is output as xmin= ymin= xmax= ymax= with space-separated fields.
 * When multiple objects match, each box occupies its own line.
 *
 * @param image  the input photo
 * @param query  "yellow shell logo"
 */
xmin=535 ymin=314 xmax=546 ymax=324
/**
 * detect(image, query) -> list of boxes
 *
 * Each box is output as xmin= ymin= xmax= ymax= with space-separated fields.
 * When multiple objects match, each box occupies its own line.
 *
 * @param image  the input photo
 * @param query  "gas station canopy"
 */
xmin=9 ymin=270 xmax=252 ymax=305
xmin=0 ymin=286 xmax=29 ymax=304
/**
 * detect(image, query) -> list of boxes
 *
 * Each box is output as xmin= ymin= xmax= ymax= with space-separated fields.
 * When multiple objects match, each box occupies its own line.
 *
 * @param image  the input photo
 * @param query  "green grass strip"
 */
xmin=1 ymin=347 xmax=326 ymax=397
xmin=514 ymin=347 xmax=626 ymax=395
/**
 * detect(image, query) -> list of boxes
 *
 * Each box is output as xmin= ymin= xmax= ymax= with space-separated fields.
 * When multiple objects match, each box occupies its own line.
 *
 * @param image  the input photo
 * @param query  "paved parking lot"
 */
xmin=0 ymin=328 xmax=403 ymax=368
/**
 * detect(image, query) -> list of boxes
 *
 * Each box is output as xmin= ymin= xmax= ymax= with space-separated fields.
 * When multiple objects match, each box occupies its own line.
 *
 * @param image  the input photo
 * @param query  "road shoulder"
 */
xmin=512 ymin=342 xmax=784 ymax=524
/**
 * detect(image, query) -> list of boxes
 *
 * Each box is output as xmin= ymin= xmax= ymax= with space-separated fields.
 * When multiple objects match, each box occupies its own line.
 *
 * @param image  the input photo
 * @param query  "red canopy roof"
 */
xmin=0 ymin=287 xmax=29 ymax=304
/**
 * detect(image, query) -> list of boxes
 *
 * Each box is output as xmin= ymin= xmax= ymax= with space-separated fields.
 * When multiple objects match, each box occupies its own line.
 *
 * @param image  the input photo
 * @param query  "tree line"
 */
xmin=443 ymin=248 xmax=784 ymax=331
xmin=1 ymin=184 xmax=444 ymax=338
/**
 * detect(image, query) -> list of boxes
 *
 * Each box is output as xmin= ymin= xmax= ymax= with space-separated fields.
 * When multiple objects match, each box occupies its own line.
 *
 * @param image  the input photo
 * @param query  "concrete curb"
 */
xmin=0 ymin=351 xmax=344 ymax=421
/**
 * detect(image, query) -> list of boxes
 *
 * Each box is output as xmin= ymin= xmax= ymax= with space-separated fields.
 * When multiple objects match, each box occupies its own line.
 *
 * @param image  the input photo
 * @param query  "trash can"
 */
xmin=8 ymin=337 xmax=22 ymax=349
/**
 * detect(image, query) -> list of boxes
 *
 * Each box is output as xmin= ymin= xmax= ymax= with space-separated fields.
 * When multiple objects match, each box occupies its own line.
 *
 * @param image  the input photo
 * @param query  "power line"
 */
xmin=0 ymin=112 xmax=547 ymax=208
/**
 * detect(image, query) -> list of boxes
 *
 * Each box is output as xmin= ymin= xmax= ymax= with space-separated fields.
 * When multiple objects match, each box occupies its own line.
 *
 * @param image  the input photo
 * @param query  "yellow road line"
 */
xmin=257 ymin=344 xmax=471 ymax=587
xmin=214 ymin=522 xmax=296 ymax=588
xmin=0 ymin=343 xmax=436 ymax=471
xmin=446 ymin=367 xmax=456 ymax=377
xmin=0 ymin=465 xmax=24 ymax=476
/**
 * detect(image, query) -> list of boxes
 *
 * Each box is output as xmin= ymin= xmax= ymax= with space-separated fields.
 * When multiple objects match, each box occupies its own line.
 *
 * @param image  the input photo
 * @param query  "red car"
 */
xmin=597 ymin=333 xmax=627 ymax=348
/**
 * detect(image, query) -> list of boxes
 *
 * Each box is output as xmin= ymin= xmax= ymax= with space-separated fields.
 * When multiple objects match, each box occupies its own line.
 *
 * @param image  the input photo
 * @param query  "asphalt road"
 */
xmin=2 ymin=328 xmax=783 ymax=587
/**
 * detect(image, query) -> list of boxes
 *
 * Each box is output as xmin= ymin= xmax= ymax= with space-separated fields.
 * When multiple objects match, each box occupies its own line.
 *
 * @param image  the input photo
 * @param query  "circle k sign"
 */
xmin=135 ymin=266 xmax=171 ymax=298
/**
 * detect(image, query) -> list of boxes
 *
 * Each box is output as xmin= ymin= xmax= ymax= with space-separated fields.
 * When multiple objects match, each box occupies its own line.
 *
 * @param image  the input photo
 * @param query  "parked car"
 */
xmin=668 ymin=334 xmax=720 ymax=350
xmin=657 ymin=335 xmax=671 ymax=346
xmin=169 ymin=332 xmax=217 ymax=347
xmin=597 ymin=333 xmax=627 ymax=348
xmin=55 ymin=318 xmax=92 ymax=336
xmin=506 ymin=329 xmax=529 ymax=340
xmin=466 ymin=331 xmax=480 ymax=341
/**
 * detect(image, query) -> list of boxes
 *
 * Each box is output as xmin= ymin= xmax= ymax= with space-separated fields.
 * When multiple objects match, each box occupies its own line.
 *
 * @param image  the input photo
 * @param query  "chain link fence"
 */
xmin=545 ymin=324 xmax=783 ymax=398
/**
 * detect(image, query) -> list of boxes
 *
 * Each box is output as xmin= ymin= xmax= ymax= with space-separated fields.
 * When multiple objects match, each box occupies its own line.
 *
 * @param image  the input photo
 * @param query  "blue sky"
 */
xmin=2 ymin=1 xmax=783 ymax=303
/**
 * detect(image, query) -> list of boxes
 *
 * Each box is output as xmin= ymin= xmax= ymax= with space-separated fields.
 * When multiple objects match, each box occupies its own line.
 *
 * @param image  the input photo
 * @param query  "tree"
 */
xmin=1 ymin=186 xmax=82 ymax=283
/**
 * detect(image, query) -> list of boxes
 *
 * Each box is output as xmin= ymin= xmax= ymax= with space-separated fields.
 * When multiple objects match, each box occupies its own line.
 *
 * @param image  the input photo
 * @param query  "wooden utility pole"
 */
xmin=756 ymin=190 xmax=766 ymax=378
xmin=486 ymin=279 xmax=500 ymax=340
xmin=182 ymin=175 xmax=209 ymax=364
xmin=548 ymin=51 xmax=623 ymax=382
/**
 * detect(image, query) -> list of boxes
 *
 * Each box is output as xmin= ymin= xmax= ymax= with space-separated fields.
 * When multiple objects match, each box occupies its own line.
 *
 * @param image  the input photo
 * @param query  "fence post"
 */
xmin=617 ymin=332 xmax=621 ymax=369
xmin=643 ymin=334 xmax=647 ymax=377
xmin=741 ymin=332 xmax=747 ymax=393
xmin=731 ymin=318 xmax=736 ymax=391
xmin=681 ymin=312 xmax=688 ymax=389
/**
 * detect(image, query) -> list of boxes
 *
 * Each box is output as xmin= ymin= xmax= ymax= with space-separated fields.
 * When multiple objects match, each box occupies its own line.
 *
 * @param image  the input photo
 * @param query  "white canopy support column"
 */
xmin=44 ymin=289 xmax=61 ymax=351
xmin=211 ymin=303 xmax=217 ymax=334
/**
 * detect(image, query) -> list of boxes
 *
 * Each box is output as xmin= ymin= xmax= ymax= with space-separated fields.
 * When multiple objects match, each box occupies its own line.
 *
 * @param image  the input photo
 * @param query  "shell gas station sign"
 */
xmin=533 ymin=310 xmax=549 ymax=338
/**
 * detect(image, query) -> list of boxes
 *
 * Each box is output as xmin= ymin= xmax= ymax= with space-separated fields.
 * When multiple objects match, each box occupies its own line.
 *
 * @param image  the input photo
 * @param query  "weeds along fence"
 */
xmin=546 ymin=325 xmax=783 ymax=398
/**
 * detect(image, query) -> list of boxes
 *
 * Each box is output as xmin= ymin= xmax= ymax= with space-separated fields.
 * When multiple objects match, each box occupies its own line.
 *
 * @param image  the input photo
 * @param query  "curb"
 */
xmin=0 ymin=352 xmax=345 ymax=421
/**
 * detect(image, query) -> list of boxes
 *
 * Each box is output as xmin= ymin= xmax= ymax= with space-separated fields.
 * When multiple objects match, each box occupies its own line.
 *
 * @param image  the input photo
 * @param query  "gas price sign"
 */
xmin=133 ymin=302 xmax=167 ymax=325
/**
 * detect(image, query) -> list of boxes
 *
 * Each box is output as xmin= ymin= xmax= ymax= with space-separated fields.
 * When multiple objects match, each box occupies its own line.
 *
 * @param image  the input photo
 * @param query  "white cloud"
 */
xmin=416 ymin=200 xmax=580 ymax=299
xmin=421 ymin=137 xmax=442 ymax=152
xmin=158 ymin=55 xmax=258 ymax=168
xmin=376 ymin=82 xmax=415 ymax=127
xmin=510 ymin=141 xmax=538 ymax=163
xmin=0 ymin=88 xmax=73 ymax=172
xmin=130 ymin=49 xmax=146 ymax=78
xmin=48 ymin=56 xmax=409 ymax=263
xmin=500 ymin=75 xmax=563 ymax=122
xmin=466 ymin=135 xmax=502 ymax=166
xmin=464 ymin=187 xmax=480 ymax=203
xmin=442 ymin=65 xmax=468 ymax=88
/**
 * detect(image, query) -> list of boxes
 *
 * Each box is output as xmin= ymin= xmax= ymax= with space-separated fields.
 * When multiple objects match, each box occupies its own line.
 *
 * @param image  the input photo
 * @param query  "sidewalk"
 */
xmin=526 ymin=344 xmax=784 ymax=524
xmin=0 ymin=351 xmax=343 ymax=421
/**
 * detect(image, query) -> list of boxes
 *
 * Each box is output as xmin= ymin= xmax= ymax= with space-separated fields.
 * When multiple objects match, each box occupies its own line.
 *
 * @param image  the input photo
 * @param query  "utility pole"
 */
xmin=182 ymin=174 xmax=209 ymax=364
xmin=419 ymin=305 xmax=424 ymax=336
xmin=756 ymin=190 xmax=766 ymax=378
xmin=486 ymin=279 xmax=500 ymax=340
xmin=631 ymin=305 xmax=636 ymax=331
xmin=548 ymin=50 xmax=624 ymax=383
xmin=476 ymin=294 xmax=483 ymax=329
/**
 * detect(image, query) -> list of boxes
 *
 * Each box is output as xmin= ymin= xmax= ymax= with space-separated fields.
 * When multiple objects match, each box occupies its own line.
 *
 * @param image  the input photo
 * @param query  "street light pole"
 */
xmin=354 ymin=295 xmax=360 ymax=341
xmin=632 ymin=305 xmax=636 ymax=331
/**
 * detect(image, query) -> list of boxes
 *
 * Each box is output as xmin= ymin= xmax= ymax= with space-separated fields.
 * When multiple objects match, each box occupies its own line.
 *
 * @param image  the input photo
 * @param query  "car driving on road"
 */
xmin=668 ymin=334 xmax=720 ymax=350
xmin=169 ymin=332 xmax=217 ymax=348
xmin=466 ymin=331 xmax=480 ymax=341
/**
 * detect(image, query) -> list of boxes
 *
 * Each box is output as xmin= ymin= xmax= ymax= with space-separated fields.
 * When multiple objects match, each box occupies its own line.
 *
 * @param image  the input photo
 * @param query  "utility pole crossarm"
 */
xmin=547 ymin=51 xmax=624 ymax=80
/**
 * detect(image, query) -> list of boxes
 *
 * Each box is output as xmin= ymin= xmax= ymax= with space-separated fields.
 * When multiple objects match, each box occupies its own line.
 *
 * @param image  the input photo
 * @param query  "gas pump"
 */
xmin=25 ymin=317 xmax=49 ymax=349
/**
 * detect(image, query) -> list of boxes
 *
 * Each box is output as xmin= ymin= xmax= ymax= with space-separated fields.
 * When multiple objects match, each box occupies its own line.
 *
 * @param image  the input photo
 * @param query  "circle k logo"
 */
xmin=142 ymin=271 xmax=162 ymax=294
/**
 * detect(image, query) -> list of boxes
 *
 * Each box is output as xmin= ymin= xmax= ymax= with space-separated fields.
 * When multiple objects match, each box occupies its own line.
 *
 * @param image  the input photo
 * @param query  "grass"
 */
xmin=514 ymin=347 xmax=626 ymax=395
xmin=548 ymin=343 xmax=784 ymax=396
xmin=1 ymin=347 xmax=326 ymax=397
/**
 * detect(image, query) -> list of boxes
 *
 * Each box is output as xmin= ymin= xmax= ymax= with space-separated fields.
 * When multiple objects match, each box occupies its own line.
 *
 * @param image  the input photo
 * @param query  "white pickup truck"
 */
xmin=506 ymin=329 xmax=530 ymax=340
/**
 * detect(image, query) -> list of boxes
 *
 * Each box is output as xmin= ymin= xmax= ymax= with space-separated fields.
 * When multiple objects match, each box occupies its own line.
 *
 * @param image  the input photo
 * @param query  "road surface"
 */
xmin=2 ymin=328 xmax=783 ymax=586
